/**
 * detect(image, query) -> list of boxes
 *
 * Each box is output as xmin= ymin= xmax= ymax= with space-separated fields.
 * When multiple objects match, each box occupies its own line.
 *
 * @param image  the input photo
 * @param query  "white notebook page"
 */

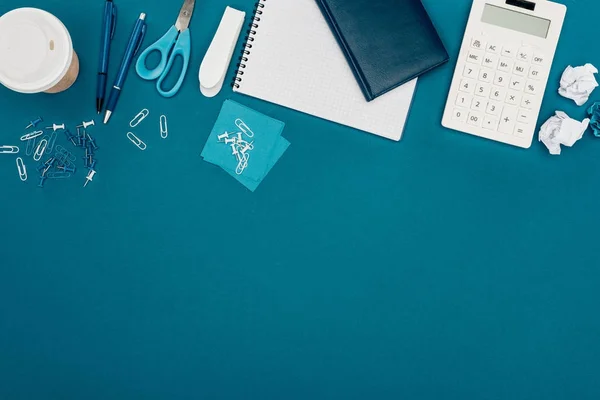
xmin=233 ymin=0 xmax=417 ymax=141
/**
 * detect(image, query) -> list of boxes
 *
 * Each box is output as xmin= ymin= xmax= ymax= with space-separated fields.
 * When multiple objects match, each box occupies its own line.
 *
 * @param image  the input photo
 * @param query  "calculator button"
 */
xmin=474 ymin=82 xmax=491 ymax=98
xmin=509 ymin=78 xmax=525 ymax=91
xmin=467 ymin=111 xmax=483 ymax=127
xmin=517 ymin=47 xmax=533 ymax=63
xmin=486 ymin=42 xmax=500 ymax=54
xmin=506 ymin=90 xmax=522 ymax=106
xmin=514 ymin=123 xmax=529 ymax=138
xmin=490 ymin=86 xmax=506 ymax=102
xmin=499 ymin=106 xmax=518 ymax=134
xmin=471 ymin=97 xmax=487 ymax=112
xmin=467 ymin=49 xmax=484 ymax=64
xmin=456 ymin=93 xmax=473 ymax=107
xmin=482 ymin=54 xmax=499 ymax=69
xmin=521 ymin=94 xmax=535 ymax=109
xmin=513 ymin=62 xmax=529 ymax=76
xmin=459 ymin=78 xmax=476 ymax=94
xmin=486 ymin=100 xmax=502 ymax=116
xmin=528 ymin=66 xmax=543 ymax=80
xmin=517 ymin=109 xmax=533 ymax=124
xmin=471 ymin=37 xmax=486 ymax=50
xmin=502 ymin=45 xmax=517 ymax=58
xmin=532 ymin=52 xmax=546 ymax=66
xmin=493 ymin=71 xmax=509 ymax=87
xmin=452 ymin=108 xmax=469 ymax=123
xmin=525 ymin=80 xmax=540 ymax=95
xmin=463 ymin=65 xmax=480 ymax=79
xmin=479 ymin=69 xmax=494 ymax=83
xmin=497 ymin=57 xmax=513 ymax=72
xmin=483 ymin=116 xmax=498 ymax=130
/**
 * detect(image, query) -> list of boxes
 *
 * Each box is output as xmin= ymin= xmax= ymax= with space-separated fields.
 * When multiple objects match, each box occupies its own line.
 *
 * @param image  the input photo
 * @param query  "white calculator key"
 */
xmin=486 ymin=100 xmax=502 ymax=116
xmin=528 ymin=66 xmax=543 ymax=81
xmin=459 ymin=78 xmax=476 ymax=94
xmin=467 ymin=111 xmax=483 ymax=127
xmin=474 ymin=82 xmax=491 ymax=98
xmin=499 ymin=106 xmax=518 ymax=134
xmin=509 ymin=77 xmax=525 ymax=91
xmin=452 ymin=108 xmax=469 ymax=123
xmin=502 ymin=45 xmax=517 ymax=58
xmin=517 ymin=109 xmax=533 ymax=124
xmin=513 ymin=62 xmax=529 ymax=77
xmin=486 ymin=42 xmax=500 ymax=54
xmin=456 ymin=93 xmax=473 ymax=107
xmin=493 ymin=71 xmax=509 ymax=87
xmin=514 ymin=123 xmax=529 ymax=138
xmin=521 ymin=94 xmax=535 ymax=109
xmin=497 ymin=57 xmax=513 ymax=72
xmin=471 ymin=37 xmax=486 ymax=50
xmin=482 ymin=116 xmax=498 ymax=130
xmin=490 ymin=86 xmax=506 ymax=102
xmin=467 ymin=49 xmax=484 ymax=65
xmin=525 ymin=80 xmax=540 ymax=95
xmin=506 ymin=90 xmax=522 ymax=106
xmin=479 ymin=69 xmax=494 ymax=83
xmin=471 ymin=97 xmax=487 ymax=112
xmin=482 ymin=54 xmax=499 ymax=69
xmin=517 ymin=47 xmax=533 ymax=63
xmin=532 ymin=52 xmax=546 ymax=66
xmin=463 ymin=65 xmax=480 ymax=79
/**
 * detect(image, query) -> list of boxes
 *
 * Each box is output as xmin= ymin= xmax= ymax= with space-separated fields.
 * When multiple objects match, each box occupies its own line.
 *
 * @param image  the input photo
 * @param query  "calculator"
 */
xmin=442 ymin=0 xmax=566 ymax=148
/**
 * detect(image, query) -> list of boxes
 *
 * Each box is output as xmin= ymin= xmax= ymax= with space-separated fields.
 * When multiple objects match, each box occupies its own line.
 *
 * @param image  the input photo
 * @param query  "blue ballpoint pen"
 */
xmin=96 ymin=0 xmax=117 ymax=114
xmin=104 ymin=13 xmax=147 ymax=124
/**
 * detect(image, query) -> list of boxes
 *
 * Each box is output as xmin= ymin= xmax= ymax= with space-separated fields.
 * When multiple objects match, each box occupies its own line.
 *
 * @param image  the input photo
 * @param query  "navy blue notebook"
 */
xmin=315 ymin=0 xmax=449 ymax=102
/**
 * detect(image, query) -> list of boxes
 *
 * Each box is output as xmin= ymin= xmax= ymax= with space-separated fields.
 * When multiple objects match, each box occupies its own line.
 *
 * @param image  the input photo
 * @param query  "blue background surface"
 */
xmin=1 ymin=0 xmax=599 ymax=398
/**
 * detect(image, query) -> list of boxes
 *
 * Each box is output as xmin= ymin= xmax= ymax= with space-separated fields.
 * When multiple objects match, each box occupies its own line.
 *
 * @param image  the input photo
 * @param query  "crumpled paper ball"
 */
xmin=559 ymin=63 xmax=599 ymax=106
xmin=587 ymin=102 xmax=600 ymax=137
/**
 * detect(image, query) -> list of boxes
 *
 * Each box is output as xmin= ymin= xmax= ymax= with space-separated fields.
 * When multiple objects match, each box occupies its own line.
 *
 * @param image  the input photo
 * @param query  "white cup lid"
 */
xmin=0 ymin=8 xmax=73 ymax=93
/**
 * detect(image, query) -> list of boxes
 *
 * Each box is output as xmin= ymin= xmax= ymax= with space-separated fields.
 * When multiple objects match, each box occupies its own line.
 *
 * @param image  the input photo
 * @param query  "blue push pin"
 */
xmin=25 ymin=117 xmax=43 ymax=130
xmin=64 ymin=130 xmax=78 ymax=146
xmin=38 ymin=176 xmax=47 ymax=188
xmin=87 ymin=133 xmax=99 ymax=150
xmin=58 ymin=165 xmax=76 ymax=173
xmin=81 ymin=130 xmax=88 ymax=148
xmin=89 ymin=159 xmax=97 ymax=170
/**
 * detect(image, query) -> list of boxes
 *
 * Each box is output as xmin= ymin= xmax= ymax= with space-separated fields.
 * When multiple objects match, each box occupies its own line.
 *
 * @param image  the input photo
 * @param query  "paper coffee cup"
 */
xmin=0 ymin=8 xmax=79 ymax=94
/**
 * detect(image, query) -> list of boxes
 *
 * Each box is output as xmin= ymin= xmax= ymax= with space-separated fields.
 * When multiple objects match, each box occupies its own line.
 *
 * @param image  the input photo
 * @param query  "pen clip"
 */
xmin=110 ymin=5 xmax=118 ymax=40
xmin=134 ymin=24 xmax=147 ymax=57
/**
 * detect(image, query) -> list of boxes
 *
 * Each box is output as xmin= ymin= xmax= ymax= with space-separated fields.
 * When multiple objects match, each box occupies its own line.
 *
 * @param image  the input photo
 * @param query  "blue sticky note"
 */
xmin=202 ymin=100 xmax=286 ymax=181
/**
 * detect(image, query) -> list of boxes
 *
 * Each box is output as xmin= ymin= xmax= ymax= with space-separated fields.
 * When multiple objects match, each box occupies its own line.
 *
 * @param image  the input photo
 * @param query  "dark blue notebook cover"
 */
xmin=315 ymin=0 xmax=449 ymax=102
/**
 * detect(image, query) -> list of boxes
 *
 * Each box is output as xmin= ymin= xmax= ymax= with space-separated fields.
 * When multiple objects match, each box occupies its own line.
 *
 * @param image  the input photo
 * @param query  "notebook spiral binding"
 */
xmin=232 ymin=0 xmax=266 ymax=89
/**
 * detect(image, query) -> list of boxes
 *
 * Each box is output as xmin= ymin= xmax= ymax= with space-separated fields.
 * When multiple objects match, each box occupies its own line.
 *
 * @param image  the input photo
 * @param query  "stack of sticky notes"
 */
xmin=201 ymin=100 xmax=290 ymax=191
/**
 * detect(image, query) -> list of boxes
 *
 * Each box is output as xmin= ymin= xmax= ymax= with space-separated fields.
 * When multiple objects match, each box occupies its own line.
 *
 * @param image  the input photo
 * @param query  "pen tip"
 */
xmin=103 ymin=111 xmax=111 ymax=124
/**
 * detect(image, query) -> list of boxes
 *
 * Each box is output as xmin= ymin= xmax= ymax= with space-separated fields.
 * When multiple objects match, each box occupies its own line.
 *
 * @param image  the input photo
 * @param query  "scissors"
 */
xmin=135 ymin=0 xmax=195 ymax=98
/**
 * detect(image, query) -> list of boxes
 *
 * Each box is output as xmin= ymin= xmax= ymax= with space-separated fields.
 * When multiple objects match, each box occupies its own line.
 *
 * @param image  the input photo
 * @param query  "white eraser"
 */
xmin=199 ymin=7 xmax=246 ymax=97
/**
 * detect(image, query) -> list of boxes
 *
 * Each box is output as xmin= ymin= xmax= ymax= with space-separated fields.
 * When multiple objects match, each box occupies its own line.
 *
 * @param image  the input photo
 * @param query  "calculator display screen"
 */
xmin=481 ymin=4 xmax=551 ymax=38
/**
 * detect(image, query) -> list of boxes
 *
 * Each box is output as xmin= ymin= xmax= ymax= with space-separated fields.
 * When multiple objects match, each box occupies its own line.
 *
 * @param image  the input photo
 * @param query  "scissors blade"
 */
xmin=175 ymin=0 xmax=195 ymax=32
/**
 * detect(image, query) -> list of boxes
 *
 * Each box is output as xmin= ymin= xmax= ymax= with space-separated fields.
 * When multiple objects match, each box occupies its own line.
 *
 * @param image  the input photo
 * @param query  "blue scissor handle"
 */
xmin=156 ymin=28 xmax=191 ymax=98
xmin=136 ymin=25 xmax=179 ymax=81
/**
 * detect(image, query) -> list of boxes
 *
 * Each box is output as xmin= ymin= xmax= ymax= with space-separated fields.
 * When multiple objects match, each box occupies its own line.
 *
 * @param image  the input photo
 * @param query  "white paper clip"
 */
xmin=20 ymin=130 xmax=44 ymax=141
xmin=25 ymin=137 xmax=37 ymax=156
xmin=235 ymin=119 xmax=254 ymax=137
xmin=235 ymin=152 xmax=250 ymax=175
xmin=0 ymin=145 xmax=19 ymax=154
xmin=16 ymin=157 xmax=27 ymax=181
xmin=130 ymin=109 xmax=149 ymax=128
xmin=33 ymin=139 xmax=48 ymax=161
xmin=127 ymin=132 xmax=147 ymax=150
xmin=160 ymin=115 xmax=168 ymax=139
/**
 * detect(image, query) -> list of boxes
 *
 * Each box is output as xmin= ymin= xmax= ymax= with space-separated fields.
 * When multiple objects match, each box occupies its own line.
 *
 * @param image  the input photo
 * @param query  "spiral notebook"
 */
xmin=232 ymin=0 xmax=417 ymax=141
